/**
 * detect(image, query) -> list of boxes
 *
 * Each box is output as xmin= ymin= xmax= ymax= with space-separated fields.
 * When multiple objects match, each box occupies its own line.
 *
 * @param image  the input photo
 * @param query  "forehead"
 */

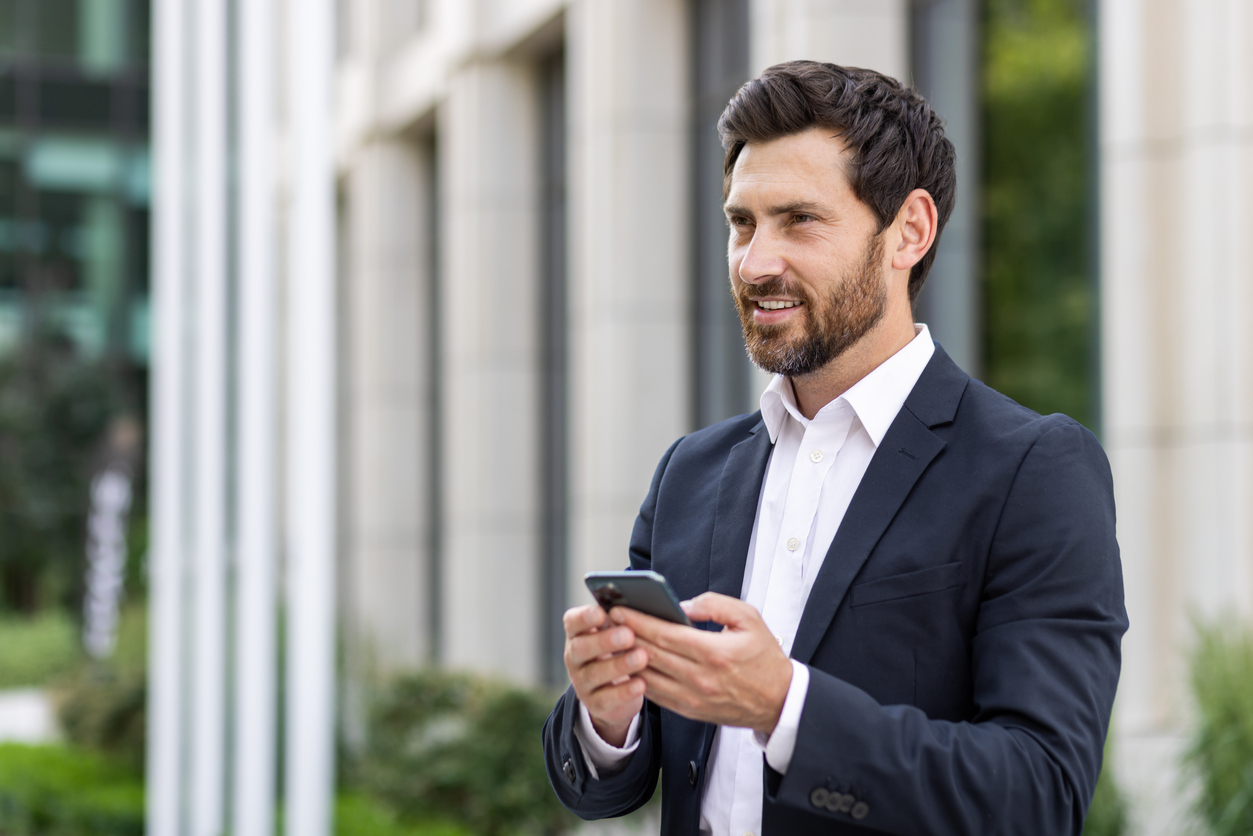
xmin=726 ymin=127 xmax=855 ymax=207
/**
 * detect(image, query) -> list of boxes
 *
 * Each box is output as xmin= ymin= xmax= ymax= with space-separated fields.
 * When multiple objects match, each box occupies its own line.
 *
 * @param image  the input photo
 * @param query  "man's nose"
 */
xmin=737 ymin=228 xmax=786 ymax=284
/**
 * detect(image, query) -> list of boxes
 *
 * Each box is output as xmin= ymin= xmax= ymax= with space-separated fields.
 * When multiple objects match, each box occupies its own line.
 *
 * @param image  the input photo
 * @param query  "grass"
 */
xmin=0 ymin=608 xmax=82 ymax=689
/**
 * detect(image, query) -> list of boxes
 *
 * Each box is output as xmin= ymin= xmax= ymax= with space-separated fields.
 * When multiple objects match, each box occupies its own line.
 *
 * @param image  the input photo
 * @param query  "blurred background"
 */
xmin=0 ymin=1 xmax=1250 ymax=835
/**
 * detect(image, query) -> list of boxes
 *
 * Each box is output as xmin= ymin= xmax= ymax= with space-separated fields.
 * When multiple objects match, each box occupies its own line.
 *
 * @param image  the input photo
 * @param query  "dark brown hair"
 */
xmin=718 ymin=61 xmax=956 ymax=302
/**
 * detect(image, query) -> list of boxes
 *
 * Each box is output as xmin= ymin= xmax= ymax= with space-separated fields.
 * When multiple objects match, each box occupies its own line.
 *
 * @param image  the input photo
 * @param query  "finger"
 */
xmin=563 ymin=604 xmax=608 ymax=638
xmin=636 ymin=666 xmax=698 ymax=718
xmin=614 ymin=608 xmax=710 ymax=663
xmin=576 ymin=648 xmax=649 ymax=694
xmin=634 ymin=636 xmax=703 ymax=682
xmin=566 ymin=624 xmax=636 ymax=668
xmin=681 ymin=592 xmax=760 ymax=629
xmin=583 ymin=675 xmax=646 ymax=717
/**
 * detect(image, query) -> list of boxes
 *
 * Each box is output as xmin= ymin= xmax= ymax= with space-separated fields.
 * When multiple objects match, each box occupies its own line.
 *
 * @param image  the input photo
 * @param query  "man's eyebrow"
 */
xmin=722 ymin=201 xmax=827 ymax=218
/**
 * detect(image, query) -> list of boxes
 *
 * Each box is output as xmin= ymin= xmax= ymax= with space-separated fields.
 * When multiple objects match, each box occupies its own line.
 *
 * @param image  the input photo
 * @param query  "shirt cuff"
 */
xmin=753 ymin=659 xmax=809 ymax=774
xmin=573 ymin=700 xmax=642 ymax=780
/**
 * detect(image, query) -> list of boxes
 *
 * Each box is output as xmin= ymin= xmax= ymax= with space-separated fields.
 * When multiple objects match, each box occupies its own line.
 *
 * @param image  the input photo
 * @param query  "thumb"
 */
xmin=681 ymin=592 xmax=758 ymax=629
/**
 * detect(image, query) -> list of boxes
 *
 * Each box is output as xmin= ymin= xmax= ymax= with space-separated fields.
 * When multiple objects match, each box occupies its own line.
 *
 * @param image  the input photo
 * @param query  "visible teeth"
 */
xmin=758 ymin=300 xmax=799 ymax=310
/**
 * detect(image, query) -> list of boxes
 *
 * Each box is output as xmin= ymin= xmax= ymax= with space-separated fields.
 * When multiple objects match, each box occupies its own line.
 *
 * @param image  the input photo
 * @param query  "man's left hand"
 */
xmin=609 ymin=592 xmax=793 ymax=736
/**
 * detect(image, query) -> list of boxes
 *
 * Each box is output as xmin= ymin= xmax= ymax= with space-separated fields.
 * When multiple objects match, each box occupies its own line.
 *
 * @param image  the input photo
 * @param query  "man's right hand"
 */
xmin=563 ymin=604 xmax=648 ymax=747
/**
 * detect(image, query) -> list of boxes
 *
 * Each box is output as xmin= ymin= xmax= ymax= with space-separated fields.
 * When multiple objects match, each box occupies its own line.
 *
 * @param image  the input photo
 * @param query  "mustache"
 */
xmin=737 ymin=278 xmax=810 ymax=304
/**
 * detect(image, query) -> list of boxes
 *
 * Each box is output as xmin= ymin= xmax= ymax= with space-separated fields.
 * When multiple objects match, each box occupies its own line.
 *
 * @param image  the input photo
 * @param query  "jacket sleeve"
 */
xmin=542 ymin=438 xmax=683 ymax=819
xmin=766 ymin=421 xmax=1128 ymax=836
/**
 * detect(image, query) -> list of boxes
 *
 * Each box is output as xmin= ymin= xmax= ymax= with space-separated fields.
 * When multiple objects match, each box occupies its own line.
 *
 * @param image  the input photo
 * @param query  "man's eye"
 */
xmin=792 ymin=214 xmax=816 ymax=224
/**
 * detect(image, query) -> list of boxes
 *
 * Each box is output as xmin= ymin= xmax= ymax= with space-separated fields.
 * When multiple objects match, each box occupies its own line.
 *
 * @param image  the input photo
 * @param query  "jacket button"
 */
xmin=562 ymin=757 xmax=576 ymax=784
xmin=809 ymin=788 xmax=829 ymax=808
xmin=688 ymin=760 xmax=698 ymax=787
xmin=851 ymin=801 xmax=869 ymax=820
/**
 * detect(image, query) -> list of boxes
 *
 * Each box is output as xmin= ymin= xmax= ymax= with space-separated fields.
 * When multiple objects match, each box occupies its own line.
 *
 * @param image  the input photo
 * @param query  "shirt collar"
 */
xmin=759 ymin=324 xmax=936 ymax=446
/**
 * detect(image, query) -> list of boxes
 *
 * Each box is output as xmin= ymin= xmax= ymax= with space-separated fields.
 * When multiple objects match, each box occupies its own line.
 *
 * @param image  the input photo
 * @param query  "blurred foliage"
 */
xmin=329 ymin=793 xmax=472 ymax=836
xmin=0 ymin=326 xmax=121 ymax=612
xmin=0 ymin=608 xmax=81 ymax=689
xmin=0 ymin=743 xmax=144 ymax=836
xmin=1184 ymin=619 xmax=1253 ymax=834
xmin=1081 ymin=737 xmax=1128 ymax=836
xmin=353 ymin=670 xmax=580 ymax=836
xmin=52 ymin=604 xmax=148 ymax=773
xmin=981 ymin=0 xmax=1095 ymax=428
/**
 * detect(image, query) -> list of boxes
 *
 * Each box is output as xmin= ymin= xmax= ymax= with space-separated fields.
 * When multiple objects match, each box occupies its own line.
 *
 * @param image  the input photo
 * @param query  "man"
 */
xmin=543 ymin=61 xmax=1126 ymax=836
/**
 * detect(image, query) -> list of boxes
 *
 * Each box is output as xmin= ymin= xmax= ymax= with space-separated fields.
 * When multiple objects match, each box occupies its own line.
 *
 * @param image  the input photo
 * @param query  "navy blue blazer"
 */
xmin=543 ymin=346 xmax=1127 ymax=835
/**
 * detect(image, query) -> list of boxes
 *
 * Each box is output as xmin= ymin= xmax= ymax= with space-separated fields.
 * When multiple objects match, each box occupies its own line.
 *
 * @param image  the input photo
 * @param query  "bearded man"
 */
xmin=543 ymin=61 xmax=1126 ymax=836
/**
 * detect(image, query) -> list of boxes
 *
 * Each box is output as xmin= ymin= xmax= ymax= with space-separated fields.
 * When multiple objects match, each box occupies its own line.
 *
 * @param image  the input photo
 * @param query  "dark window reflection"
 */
xmin=0 ymin=0 xmax=150 ymax=364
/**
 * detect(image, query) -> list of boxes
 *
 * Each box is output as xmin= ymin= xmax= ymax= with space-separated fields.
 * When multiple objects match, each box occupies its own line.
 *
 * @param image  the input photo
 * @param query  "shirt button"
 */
xmin=810 ymin=449 xmax=823 ymax=463
xmin=787 ymin=537 xmax=799 ymax=551
xmin=743 ymin=832 xmax=755 ymax=836
xmin=775 ymin=635 xmax=783 ymax=645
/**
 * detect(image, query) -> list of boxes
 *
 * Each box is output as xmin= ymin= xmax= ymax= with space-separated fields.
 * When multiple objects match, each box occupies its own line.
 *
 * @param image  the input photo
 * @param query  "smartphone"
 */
xmin=584 ymin=570 xmax=693 ymax=627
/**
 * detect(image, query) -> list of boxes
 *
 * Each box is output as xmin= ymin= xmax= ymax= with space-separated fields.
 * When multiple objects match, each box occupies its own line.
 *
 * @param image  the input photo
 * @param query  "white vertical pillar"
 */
xmin=147 ymin=0 xmax=189 ymax=833
xmin=748 ymin=0 xmax=909 ymax=80
xmin=1101 ymin=1 xmax=1253 ymax=833
xmin=285 ymin=0 xmax=337 ymax=831
xmin=345 ymin=141 xmax=433 ymax=675
xmin=234 ymin=0 xmax=278 ymax=832
xmin=567 ymin=0 xmax=692 ymax=590
xmin=439 ymin=61 xmax=544 ymax=684
xmin=190 ymin=0 xmax=228 ymax=832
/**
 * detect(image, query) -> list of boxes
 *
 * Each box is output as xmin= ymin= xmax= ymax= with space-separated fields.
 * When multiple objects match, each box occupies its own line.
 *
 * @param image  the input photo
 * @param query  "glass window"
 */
xmin=35 ymin=0 xmax=79 ymax=64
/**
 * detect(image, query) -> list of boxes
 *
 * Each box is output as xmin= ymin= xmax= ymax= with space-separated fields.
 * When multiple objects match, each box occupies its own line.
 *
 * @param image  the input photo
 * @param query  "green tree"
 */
xmin=982 ymin=0 xmax=1095 ymax=428
xmin=0 ymin=328 xmax=118 ymax=612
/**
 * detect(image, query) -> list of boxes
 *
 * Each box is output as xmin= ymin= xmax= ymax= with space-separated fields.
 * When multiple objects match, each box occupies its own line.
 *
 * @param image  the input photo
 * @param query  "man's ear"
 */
xmin=890 ymin=189 xmax=939 ymax=273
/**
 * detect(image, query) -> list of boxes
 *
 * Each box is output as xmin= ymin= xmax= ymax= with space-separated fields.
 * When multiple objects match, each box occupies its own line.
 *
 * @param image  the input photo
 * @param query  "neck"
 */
xmin=789 ymin=311 xmax=918 ymax=420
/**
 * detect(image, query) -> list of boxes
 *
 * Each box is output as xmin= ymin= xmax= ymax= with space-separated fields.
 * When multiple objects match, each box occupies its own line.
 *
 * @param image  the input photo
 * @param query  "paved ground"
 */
xmin=0 ymin=689 xmax=57 ymax=744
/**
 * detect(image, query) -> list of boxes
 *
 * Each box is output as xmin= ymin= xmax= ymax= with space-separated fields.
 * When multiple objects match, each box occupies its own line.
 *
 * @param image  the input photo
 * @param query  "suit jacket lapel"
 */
xmin=789 ymin=346 xmax=968 ymax=666
xmin=706 ymin=420 xmax=772 ymax=601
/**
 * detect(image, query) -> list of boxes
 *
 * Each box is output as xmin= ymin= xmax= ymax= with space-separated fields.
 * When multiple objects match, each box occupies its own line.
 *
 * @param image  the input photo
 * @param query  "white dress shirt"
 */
xmin=575 ymin=325 xmax=936 ymax=836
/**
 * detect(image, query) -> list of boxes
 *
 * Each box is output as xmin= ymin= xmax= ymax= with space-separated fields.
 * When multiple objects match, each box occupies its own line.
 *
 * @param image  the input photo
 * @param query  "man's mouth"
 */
xmin=755 ymin=300 xmax=801 ymax=310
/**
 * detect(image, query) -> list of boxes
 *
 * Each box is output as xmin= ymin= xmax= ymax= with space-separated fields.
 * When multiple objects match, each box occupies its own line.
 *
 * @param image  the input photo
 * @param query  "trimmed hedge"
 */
xmin=0 ymin=743 xmax=144 ymax=836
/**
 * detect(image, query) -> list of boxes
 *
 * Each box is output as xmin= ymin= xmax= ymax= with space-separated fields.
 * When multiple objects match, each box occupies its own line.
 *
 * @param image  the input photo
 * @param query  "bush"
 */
xmin=0 ymin=743 xmax=143 ymax=836
xmin=331 ymin=793 xmax=472 ymax=836
xmin=1184 ymin=620 xmax=1253 ymax=835
xmin=356 ymin=670 xmax=580 ymax=836
xmin=1081 ymin=738 xmax=1128 ymax=836
xmin=52 ymin=604 xmax=148 ymax=772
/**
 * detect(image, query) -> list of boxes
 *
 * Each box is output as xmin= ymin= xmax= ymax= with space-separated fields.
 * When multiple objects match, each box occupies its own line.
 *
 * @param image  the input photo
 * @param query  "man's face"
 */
xmin=724 ymin=128 xmax=888 ymax=378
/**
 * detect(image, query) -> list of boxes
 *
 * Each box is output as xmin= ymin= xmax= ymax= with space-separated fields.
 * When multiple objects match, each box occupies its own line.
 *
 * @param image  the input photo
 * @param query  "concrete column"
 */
xmin=749 ymin=0 xmax=909 ymax=80
xmin=439 ymin=61 xmax=544 ymax=684
xmin=566 ymin=0 xmax=692 ymax=592
xmin=1101 ymin=2 xmax=1253 ymax=833
xmin=147 ymin=1 xmax=190 ymax=833
xmin=345 ymin=140 xmax=433 ymax=674
xmin=910 ymin=0 xmax=979 ymax=376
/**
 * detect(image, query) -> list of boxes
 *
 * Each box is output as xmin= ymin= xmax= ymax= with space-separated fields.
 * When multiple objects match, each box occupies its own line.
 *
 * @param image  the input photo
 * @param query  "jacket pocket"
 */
xmin=849 ymin=562 xmax=962 ymax=608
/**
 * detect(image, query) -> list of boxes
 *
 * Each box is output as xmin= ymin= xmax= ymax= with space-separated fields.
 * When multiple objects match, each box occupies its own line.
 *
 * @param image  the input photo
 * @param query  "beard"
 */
xmin=734 ymin=233 xmax=888 ymax=378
